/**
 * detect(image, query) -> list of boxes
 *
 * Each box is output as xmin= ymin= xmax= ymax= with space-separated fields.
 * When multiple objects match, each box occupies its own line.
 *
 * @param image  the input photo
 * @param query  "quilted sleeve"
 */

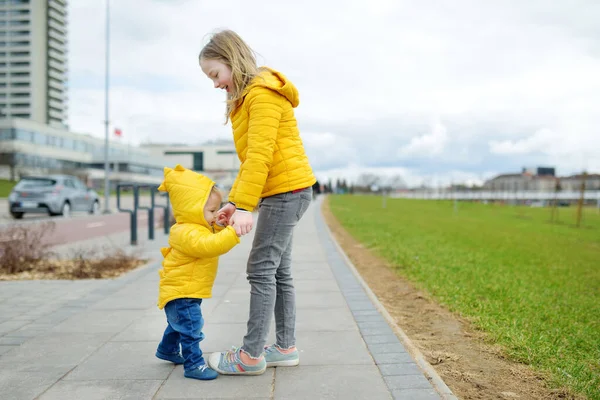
xmin=169 ymin=224 xmax=240 ymax=259
xmin=227 ymin=168 xmax=242 ymax=204
xmin=231 ymin=88 xmax=283 ymax=211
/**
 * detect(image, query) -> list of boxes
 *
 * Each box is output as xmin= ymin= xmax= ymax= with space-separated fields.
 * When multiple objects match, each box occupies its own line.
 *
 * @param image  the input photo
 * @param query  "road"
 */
xmin=0 ymin=195 xmax=169 ymax=247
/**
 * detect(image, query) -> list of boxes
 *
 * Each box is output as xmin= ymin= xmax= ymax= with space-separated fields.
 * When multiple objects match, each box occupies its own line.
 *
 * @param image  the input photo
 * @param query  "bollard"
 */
xmin=137 ymin=184 xmax=157 ymax=241
xmin=154 ymin=191 xmax=171 ymax=234
xmin=117 ymin=183 xmax=138 ymax=245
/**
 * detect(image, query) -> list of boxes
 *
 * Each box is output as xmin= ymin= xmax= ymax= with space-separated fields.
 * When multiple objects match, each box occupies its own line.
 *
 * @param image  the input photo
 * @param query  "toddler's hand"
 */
xmin=216 ymin=211 xmax=229 ymax=226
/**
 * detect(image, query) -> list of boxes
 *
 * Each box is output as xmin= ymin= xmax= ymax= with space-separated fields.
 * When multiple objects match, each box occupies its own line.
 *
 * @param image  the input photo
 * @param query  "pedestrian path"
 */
xmin=0 ymin=199 xmax=453 ymax=399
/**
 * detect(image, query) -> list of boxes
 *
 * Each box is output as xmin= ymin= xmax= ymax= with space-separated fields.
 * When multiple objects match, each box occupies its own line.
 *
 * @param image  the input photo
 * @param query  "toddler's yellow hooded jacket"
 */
xmin=157 ymin=164 xmax=239 ymax=309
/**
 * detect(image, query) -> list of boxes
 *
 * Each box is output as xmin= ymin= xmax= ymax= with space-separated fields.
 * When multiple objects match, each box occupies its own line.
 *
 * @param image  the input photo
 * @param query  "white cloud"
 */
xmin=489 ymin=128 xmax=557 ymax=155
xmin=66 ymin=0 xmax=600 ymax=185
xmin=397 ymin=119 xmax=448 ymax=158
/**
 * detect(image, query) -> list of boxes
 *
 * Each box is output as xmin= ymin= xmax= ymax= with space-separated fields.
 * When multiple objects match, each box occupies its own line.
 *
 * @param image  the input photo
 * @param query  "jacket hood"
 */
xmin=244 ymin=67 xmax=299 ymax=108
xmin=157 ymin=164 xmax=215 ymax=227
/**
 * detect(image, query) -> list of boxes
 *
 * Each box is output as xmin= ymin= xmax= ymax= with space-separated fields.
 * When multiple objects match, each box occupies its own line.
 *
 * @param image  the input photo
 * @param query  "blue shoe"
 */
xmin=208 ymin=347 xmax=266 ymax=375
xmin=184 ymin=364 xmax=218 ymax=380
xmin=264 ymin=344 xmax=300 ymax=368
xmin=155 ymin=349 xmax=185 ymax=365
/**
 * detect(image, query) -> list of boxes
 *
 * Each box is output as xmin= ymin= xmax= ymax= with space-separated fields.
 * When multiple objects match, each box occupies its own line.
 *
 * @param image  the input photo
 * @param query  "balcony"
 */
xmin=48 ymin=0 xmax=67 ymax=13
xmin=48 ymin=49 xmax=65 ymax=62
xmin=47 ymin=29 xmax=66 ymax=44
xmin=48 ymin=79 xmax=64 ymax=91
xmin=48 ymin=9 xmax=65 ymax=24
xmin=48 ymin=59 xmax=65 ymax=72
xmin=48 ymin=88 xmax=63 ymax=100
xmin=48 ymin=108 xmax=64 ymax=120
xmin=48 ymin=98 xmax=63 ymax=110
xmin=48 ymin=38 xmax=66 ymax=53
xmin=48 ymin=18 xmax=66 ymax=34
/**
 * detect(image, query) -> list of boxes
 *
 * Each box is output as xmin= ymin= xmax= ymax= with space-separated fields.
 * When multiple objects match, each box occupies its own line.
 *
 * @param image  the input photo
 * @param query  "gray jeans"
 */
xmin=241 ymin=187 xmax=312 ymax=358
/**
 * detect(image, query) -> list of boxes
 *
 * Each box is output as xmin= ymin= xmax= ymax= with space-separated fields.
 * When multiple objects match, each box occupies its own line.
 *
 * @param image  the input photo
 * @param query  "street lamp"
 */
xmin=103 ymin=0 xmax=111 ymax=213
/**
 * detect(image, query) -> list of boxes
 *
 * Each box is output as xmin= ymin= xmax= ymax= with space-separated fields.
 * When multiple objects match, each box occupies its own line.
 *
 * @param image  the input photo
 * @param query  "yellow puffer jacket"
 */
xmin=156 ymin=164 xmax=239 ymax=309
xmin=228 ymin=67 xmax=316 ymax=211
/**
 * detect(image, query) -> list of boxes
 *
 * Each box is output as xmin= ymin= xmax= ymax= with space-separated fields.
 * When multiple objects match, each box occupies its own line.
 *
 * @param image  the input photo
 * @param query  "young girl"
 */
xmin=199 ymin=29 xmax=315 ymax=375
xmin=155 ymin=164 xmax=240 ymax=380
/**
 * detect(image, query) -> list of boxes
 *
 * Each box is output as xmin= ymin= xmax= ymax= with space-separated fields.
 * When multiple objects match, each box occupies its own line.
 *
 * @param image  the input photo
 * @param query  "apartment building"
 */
xmin=0 ymin=0 xmax=68 ymax=127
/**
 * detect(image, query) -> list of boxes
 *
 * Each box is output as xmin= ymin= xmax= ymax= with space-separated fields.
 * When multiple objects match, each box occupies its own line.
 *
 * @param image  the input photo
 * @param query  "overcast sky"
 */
xmin=67 ymin=0 xmax=600 ymax=186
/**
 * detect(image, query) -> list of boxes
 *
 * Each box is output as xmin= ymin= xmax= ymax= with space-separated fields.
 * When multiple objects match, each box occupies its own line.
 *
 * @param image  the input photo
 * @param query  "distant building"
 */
xmin=560 ymin=173 xmax=600 ymax=191
xmin=140 ymin=141 xmax=240 ymax=188
xmin=0 ymin=118 xmax=170 ymax=187
xmin=484 ymin=166 xmax=558 ymax=191
xmin=0 ymin=0 xmax=68 ymax=127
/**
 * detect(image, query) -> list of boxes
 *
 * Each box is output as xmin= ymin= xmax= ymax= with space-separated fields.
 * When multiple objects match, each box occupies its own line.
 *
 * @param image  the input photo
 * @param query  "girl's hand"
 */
xmin=230 ymin=210 xmax=253 ymax=236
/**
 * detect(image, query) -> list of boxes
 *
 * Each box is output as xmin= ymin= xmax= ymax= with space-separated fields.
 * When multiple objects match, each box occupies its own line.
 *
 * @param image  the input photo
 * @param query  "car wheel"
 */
xmin=90 ymin=200 xmax=100 ymax=214
xmin=10 ymin=211 xmax=24 ymax=219
xmin=61 ymin=202 xmax=71 ymax=218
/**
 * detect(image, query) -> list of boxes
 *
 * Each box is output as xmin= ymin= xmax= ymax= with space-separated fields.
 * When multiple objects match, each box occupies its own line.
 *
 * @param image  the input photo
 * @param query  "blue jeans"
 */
xmin=157 ymin=298 xmax=205 ymax=371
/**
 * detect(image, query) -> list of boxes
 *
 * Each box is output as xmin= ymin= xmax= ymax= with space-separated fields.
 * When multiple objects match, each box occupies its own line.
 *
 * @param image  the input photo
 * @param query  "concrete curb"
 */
xmin=319 ymin=198 xmax=458 ymax=400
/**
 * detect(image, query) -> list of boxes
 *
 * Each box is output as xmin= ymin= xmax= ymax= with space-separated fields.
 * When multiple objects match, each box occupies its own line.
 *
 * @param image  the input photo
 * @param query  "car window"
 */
xmin=72 ymin=179 xmax=87 ymax=190
xmin=14 ymin=178 xmax=57 ymax=189
xmin=64 ymin=179 xmax=76 ymax=189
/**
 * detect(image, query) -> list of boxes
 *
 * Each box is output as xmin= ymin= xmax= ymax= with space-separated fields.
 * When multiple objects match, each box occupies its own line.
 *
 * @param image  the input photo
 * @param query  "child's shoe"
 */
xmin=155 ymin=349 xmax=185 ymax=365
xmin=208 ymin=347 xmax=266 ymax=375
xmin=184 ymin=364 xmax=218 ymax=380
xmin=264 ymin=344 xmax=300 ymax=367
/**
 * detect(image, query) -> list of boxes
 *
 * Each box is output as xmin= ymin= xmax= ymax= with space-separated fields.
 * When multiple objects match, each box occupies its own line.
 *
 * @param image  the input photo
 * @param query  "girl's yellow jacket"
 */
xmin=228 ymin=67 xmax=316 ymax=211
xmin=156 ymin=164 xmax=239 ymax=309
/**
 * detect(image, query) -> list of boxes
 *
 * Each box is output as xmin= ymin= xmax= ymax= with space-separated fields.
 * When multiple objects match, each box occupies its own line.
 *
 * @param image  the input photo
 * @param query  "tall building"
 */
xmin=0 ymin=0 xmax=68 ymax=127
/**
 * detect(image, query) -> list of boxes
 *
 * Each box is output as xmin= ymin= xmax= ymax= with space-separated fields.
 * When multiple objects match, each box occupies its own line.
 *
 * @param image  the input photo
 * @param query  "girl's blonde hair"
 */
xmin=199 ymin=29 xmax=263 ymax=123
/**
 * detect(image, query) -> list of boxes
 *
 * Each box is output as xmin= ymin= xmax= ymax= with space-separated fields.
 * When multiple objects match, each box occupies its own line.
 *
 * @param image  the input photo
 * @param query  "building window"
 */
xmin=0 ymin=128 xmax=15 ymax=140
xmin=193 ymin=152 xmax=204 ymax=171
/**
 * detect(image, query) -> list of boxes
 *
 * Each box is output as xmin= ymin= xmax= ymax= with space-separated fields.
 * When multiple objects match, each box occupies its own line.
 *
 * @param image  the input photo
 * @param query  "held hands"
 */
xmin=216 ymin=202 xmax=254 ymax=237
xmin=216 ymin=211 xmax=229 ymax=227
xmin=229 ymin=210 xmax=253 ymax=237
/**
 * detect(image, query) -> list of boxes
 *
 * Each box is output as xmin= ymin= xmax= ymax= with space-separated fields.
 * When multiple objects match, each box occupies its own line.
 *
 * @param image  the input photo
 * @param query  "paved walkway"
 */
xmin=0 ymin=199 xmax=452 ymax=399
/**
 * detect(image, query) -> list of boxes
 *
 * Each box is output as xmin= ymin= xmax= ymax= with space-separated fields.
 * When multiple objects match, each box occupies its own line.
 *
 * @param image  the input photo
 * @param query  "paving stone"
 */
xmin=295 ymin=291 xmax=347 ymax=309
xmin=372 ymin=351 xmax=416 ymax=365
xmin=0 ymin=345 xmax=18 ymax=356
xmin=275 ymin=365 xmax=391 ymax=399
xmin=155 ymin=367 xmax=274 ymax=399
xmin=296 ymin=308 xmax=358 ymax=331
xmin=64 ymin=341 xmax=174 ymax=380
xmin=379 ymin=363 xmax=425 ymax=376
xmin=39 ymin=379 xmax=163 ymax=400
xmin=0 ymin=369 xmax=65 ymax=400
xmin=0 ymin=332 xmax=112 ymax=372
xmin=295 ymin=330 xmax=373 ymax=366
xmin=0 ymin=335 xmax=28 ymax=345
xmin=385 ymin=374 xmax=436 ymax=390
xmin=392 ymin=388 xmax=442 ymax=399
xmin=51 ymin=310 xmax=141 ymax=333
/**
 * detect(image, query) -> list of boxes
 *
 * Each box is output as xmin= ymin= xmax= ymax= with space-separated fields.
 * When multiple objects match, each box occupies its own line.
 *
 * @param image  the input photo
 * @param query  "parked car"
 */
xmin=8 ymin=175 xmax=100 ymax=219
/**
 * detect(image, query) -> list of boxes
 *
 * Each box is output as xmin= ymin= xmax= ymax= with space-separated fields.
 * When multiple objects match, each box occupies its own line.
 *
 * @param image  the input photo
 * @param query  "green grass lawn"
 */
xmin=0 ymin=179 xmax=16 ymax=197
xmin=329 ymin=195 xmax=600 ymax=399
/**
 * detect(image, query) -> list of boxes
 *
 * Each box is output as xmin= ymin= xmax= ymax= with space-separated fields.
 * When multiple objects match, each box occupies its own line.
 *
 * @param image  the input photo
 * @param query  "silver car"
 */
xmin=8 ymin=175 xmax=101 ymax=219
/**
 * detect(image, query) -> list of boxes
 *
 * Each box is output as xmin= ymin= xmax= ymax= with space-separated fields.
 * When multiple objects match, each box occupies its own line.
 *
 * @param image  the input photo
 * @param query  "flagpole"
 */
xmin=102 ymin=0 xmax=111 ymax=214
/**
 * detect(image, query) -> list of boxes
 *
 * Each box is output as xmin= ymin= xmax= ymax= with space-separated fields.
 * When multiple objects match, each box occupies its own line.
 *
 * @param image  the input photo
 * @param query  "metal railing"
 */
xmin=116 ymin=183 xmax=171 ymax=245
